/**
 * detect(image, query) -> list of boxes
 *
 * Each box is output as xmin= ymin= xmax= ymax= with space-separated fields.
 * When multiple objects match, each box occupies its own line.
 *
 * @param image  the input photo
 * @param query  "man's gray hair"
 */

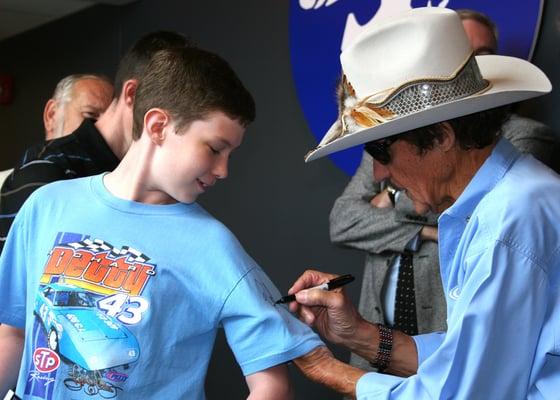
xmin=52 ymin=74 xmax=111 ymax=105
xmin=49 ymin=73 xmax=111 ymax=139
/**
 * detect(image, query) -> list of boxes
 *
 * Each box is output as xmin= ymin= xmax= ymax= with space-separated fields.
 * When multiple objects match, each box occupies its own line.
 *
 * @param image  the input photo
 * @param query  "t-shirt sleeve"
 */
xmin=220 ymin=266 xmax=324 ymax=376
xmin=0 ymin=203 xmax=31 ymax=328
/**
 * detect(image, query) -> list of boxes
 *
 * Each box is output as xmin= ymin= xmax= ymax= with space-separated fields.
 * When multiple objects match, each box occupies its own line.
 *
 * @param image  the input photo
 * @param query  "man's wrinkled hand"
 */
xmin=288 ymin=269 xmax=364 ymax=346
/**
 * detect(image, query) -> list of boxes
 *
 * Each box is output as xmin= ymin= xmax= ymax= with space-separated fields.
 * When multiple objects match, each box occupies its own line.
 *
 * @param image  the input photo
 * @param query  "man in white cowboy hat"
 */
xmin=288 ymin=7 xmax=559 ymax=399
xmin=329 ymin=7 xmax=560 ymax=378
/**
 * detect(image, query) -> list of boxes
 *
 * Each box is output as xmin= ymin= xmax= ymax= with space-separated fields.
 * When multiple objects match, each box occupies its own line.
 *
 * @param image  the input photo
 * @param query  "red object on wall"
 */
xmin=0 ymin=73 xmax=14 ymax=105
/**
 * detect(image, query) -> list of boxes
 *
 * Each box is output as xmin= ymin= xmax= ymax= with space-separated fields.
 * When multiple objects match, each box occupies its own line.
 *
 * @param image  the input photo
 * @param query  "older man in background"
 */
xmin=43 ymin=73 xmax=113 ymax=141
xmin=0 ymin=74 xmax=113 ymax=186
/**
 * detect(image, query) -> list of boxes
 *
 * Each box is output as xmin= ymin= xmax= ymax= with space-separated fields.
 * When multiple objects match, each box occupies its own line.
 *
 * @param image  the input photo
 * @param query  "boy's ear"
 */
xmin=144 ymin=108 xmax=170 ymax=145
xmin=122 ymin=79 xmax=137 ymax=107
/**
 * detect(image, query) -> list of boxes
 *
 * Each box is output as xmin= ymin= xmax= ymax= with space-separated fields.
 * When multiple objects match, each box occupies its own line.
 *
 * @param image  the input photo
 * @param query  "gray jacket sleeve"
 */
xmin=502 ymin=114 xmax=558 ymax=169
xmin=329 ymin=151 xmax=438 ymax=254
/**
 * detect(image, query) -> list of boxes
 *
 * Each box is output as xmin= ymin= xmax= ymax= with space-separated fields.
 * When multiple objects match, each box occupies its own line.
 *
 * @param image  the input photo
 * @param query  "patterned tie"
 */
xmin=393 ymin=251 xmax=418 ymax=335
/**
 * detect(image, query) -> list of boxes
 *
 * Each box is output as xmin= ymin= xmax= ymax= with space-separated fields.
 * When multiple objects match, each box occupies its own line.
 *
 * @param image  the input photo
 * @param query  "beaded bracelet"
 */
xmin=370 ymin=324 xmax=393 ymax=372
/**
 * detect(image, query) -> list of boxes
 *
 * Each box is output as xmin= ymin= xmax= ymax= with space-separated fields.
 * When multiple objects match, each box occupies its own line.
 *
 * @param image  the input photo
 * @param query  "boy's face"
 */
xmin=153 ymin=111 xmax=245 ymax=204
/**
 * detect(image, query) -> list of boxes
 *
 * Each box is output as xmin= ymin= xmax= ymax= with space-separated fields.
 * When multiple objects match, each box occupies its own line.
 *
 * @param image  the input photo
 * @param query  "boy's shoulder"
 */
xmin=24 ymin=175 xmax=93 ymax=212
xmin=192 ymin=207 xmax=240 ymax=245
xmin=32 ymin=174 xmax=92 ymax=196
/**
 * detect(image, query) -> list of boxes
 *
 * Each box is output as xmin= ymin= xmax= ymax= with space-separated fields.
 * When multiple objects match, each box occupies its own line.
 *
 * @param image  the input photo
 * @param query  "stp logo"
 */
xmin=33 ymin=348 xmax=60 ymax=373
xmin=290 ymin=0 xmax=544 ymax=175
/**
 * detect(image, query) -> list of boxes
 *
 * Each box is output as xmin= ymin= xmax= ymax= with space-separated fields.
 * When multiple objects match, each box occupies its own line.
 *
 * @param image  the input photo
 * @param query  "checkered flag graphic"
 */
xmin=67 ymin=238 xmax=151 ymax=263
xmin=68 ymin=238 xmax=113 ymax=252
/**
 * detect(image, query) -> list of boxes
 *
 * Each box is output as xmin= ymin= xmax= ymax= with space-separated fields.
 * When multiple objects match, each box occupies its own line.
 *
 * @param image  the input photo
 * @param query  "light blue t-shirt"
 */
xmin=0 ymin=174 xmax=323 ymax=399
xmin=357 ymin=139 xmax=560 ymax=399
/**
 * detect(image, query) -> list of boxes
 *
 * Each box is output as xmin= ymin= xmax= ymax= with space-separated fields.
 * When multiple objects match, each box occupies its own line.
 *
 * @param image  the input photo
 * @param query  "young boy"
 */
xmin=0 ymin=47 xmax=323 ymax=399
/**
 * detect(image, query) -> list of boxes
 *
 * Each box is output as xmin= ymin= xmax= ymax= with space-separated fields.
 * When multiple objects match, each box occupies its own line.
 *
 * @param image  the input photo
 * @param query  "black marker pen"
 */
xmin=275 ymin=274 xmax=355 ymax=304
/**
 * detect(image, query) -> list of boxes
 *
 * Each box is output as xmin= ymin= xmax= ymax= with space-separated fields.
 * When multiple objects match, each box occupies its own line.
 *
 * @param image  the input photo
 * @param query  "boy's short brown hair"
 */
xmin=113 ymin=30 xmax=193 ymax=99
xmin=132 ymin=47 xmax=255 ymax=139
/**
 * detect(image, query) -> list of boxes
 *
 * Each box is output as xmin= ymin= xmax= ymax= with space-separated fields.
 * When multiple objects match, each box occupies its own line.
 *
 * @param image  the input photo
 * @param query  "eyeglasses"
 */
xmin=364 ymin=136 xmax=400 ymax=165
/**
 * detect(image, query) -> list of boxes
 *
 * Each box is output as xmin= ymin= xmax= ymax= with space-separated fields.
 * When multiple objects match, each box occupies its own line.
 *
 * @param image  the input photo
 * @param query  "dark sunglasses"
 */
xmin=364 ymin=135 xmax=401 ymax=165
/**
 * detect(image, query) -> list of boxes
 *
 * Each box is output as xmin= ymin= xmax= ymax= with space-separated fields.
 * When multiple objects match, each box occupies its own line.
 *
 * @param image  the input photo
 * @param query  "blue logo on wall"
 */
xmin=289 ymin=0 xmax=544 ymax=175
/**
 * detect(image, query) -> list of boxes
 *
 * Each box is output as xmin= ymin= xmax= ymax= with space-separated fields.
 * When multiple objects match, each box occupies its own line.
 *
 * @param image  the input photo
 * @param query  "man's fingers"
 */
xmin=299 ymin=305 xmax=316 ymax=326
xmin=288 ymin=301 xmax=316 ymax=326
xmin=288 ymin=300 xmax=299 ymax=313
xmin=295 ymin=287 xmax=344 ymax=310
xmin=288 ymin=269 xmax=338 ymax=295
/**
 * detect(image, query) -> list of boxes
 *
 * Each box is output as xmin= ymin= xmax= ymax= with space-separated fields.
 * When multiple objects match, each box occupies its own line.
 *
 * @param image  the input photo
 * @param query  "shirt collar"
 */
xmin=443 ymin=138 xmax=520 ymax=221
xmin=74 ymin=119 xmax=120 ymax=171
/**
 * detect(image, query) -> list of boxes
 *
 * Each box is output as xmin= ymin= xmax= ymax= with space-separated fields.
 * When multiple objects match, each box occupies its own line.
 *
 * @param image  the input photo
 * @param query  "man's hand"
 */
xmin=370 ymin=189 xmax=393 ymax=209
xmin=294 ymin=346 xmax=365 ymax=398
xmin=288 ymin=270 xmax=365 ymax=347
xmin=288 ymin=270 xmax=419 ymax=378
xmin=0 ymin=324 xmax=24 ymax=397
xmin=420 ymin=226 xmax=438 ymax=242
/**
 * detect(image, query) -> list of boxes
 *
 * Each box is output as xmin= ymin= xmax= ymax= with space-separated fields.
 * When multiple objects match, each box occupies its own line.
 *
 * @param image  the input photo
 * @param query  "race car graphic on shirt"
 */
xmin=34 ymin=283 xmax=140 ymax=370
xmin=26 ymin=235 xmax=156 ymax=400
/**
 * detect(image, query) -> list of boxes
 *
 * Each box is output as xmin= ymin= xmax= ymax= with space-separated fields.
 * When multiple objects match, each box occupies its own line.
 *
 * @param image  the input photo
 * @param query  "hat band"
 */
xmin=380 ymin=54 xmax=489 ymax=119
xmin=322 ymin=54 xmax=490 ymax=148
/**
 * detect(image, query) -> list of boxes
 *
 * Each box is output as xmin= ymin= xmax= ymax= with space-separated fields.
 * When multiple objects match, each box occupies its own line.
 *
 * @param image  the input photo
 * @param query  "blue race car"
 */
xmin=34 ymin=283 xmax=140 ymax=371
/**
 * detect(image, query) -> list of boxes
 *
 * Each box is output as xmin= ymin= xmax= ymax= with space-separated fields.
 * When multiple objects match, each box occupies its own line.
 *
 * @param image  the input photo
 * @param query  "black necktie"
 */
xmin=393 ymin=251 xmax=418 ymax=335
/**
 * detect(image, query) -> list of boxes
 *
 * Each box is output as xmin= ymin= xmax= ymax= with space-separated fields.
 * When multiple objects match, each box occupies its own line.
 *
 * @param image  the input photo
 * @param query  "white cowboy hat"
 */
xmin=304 ymin=7 xmax=552 ymax=162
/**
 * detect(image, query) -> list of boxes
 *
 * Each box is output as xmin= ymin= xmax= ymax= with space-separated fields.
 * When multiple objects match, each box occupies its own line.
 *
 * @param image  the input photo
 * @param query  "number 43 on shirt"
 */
xmin=98 ymin=293 xmax=149 ymax=325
